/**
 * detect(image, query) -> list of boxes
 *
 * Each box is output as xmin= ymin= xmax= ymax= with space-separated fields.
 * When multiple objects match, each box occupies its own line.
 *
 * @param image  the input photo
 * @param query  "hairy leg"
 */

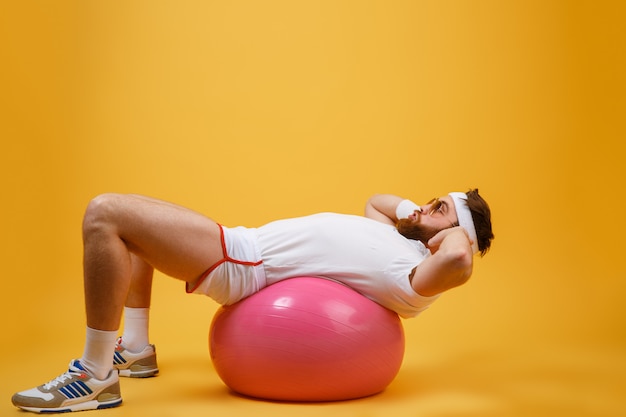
xmin=82 ymin=193 xmax=224 ymax=331
xmin=126 ymin=254 xmax=154 ymax=308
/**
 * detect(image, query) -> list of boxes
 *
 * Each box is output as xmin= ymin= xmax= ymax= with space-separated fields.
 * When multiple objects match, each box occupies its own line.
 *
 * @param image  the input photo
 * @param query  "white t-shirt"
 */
xmin=256 ymin=213 xmax=440 ymax=318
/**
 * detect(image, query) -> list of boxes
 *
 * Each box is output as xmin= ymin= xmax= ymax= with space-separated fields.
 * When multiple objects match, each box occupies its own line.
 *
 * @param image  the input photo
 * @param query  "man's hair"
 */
xmin=466 ymin=189 xmax=494 ymax=257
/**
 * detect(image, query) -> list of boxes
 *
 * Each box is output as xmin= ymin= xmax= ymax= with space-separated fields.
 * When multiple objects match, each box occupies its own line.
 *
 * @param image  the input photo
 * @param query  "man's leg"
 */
xmin=79 ymin=194 xmax=224 ymax=377
xmin=82 ymin=193 xmax=225 ymax=332
xmin=81 ymin=253 xmax=156 ymax=380
xmin=110 ymin=254 xmax=158 ymax=377
xmin=12 ymin=194 xmax=226 ymax=413
xmin=119 ymin=254 xmax=153 ymax=351
xmin=126 ymin=253 xmax=154 ymax=309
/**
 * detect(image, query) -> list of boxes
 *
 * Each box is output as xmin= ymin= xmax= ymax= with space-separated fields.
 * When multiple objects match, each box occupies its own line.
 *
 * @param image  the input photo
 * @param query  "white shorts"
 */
xmin=186 ymin=225 xmax=267 ymax=305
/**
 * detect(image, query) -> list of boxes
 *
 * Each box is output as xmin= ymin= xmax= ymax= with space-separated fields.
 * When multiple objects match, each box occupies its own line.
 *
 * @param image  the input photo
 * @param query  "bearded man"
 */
xmin=12 ymin=190 xmax=494 ymax=413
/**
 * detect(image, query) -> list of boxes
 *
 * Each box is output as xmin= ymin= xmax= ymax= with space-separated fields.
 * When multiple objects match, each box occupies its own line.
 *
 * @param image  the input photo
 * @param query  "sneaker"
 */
xmin=113 ymin=337 xmax=159 ymax=378
xmin=12 ymin=359 xmax=122 ymax=413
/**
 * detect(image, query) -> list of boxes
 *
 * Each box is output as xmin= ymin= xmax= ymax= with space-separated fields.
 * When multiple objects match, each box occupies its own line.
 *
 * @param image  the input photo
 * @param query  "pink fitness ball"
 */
xmin=209 ymin=277 xmax=405 ymax=402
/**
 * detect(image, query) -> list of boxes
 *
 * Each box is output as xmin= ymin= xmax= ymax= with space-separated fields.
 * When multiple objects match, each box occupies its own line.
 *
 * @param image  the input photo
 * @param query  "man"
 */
xmin=12 ymin=190 xmax=494 ymax=413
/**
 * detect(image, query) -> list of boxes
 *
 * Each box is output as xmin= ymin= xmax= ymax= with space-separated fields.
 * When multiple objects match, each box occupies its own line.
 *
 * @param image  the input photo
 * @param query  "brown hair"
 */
xmin=465 ymin=189 xmax=494 ymax=257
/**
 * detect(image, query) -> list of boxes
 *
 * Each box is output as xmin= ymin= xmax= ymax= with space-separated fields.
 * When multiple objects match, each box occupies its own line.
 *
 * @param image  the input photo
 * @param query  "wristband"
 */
xmin=395 ymin=199 xmax=420 ymax=219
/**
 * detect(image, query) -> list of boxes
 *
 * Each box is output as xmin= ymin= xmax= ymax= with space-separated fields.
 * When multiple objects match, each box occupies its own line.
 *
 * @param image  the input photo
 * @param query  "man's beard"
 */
xmin=396 ymin=218 xmax=439 ymax=245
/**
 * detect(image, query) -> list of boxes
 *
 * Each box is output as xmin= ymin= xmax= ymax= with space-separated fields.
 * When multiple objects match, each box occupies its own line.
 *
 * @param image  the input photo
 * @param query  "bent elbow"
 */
xmin=447 ymin=245 xmax=472 ymax=267
xmin=447 ymin=247 xmax=474 ymax=284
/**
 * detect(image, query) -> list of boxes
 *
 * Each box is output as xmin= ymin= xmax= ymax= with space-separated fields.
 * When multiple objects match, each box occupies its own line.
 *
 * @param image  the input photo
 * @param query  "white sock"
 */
xmin=120 ymin=307 xmax=150 ymax=352
xmin=81 ymin=327 xmax=117 ymax=380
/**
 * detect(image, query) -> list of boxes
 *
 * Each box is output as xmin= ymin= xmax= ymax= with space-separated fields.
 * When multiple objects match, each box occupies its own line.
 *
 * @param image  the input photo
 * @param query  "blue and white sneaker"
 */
xmin=12 ymin=359 xmax=122 ymax=413
xmin=113 ymin=337 xmax=159 ymax=378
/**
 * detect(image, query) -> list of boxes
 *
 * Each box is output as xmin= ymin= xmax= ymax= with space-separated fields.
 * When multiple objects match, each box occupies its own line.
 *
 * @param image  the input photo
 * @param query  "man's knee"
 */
xmin=83 ymin=193 xmax=126 ymax=235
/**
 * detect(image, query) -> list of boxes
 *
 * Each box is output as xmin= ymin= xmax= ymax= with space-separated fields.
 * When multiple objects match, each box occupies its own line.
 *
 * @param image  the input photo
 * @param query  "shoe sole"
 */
xmin=17 ymin=397 xmax=122 ymax=413
xmin=118 ymin=367 xmax=159 ymax=378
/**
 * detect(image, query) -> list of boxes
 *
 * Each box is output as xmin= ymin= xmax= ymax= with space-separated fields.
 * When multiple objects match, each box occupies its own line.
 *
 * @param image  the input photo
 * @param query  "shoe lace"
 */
xmin=43 ymin=369 xmax=82 ymax=390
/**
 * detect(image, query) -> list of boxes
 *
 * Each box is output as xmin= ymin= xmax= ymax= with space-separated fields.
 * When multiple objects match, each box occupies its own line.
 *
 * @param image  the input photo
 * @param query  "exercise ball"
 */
xmin=209 ymin=277 xmax=405 ymax=402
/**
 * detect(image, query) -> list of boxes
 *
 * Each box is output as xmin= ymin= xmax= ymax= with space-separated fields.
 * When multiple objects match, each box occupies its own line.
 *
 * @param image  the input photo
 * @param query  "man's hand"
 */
xmin=427 ymin=226 xmax=473 ymax=255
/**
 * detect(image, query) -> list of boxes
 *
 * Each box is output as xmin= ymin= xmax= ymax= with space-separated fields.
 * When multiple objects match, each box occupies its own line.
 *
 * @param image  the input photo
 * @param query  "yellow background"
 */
xmin=1 ymin=1 xmax=624 ymax=416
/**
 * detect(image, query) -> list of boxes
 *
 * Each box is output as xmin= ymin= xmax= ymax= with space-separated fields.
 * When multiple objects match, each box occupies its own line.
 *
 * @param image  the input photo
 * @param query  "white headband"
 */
xmin=449 ymin=192 xmax=479 ymax=255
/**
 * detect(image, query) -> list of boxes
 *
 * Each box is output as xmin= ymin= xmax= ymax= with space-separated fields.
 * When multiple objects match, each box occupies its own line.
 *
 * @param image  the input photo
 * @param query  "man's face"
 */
xmin=396 ymin=195 xmax=459 ymax=245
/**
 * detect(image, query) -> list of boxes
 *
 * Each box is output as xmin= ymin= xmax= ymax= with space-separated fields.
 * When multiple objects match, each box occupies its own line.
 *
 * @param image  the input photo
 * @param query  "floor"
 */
xmin=2 ymin=305 xmax=624 ymax=417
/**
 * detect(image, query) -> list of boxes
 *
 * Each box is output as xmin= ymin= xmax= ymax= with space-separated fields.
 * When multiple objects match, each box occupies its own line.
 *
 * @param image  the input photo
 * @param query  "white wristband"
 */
xmin=395 ymin=199 xmax=420 ymax=219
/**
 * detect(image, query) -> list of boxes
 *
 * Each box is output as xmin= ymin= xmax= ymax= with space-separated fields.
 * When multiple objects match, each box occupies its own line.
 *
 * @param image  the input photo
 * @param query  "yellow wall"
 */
xmin=1 ymin=1 xmax=624 ymax=416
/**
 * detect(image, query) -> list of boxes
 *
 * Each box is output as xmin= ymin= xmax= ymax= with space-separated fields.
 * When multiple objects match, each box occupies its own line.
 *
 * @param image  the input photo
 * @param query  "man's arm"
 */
xmin=364 ymin=194 xmax=408 ymax=225
xmin=410 ymin=227 xmax=474 ymax=296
